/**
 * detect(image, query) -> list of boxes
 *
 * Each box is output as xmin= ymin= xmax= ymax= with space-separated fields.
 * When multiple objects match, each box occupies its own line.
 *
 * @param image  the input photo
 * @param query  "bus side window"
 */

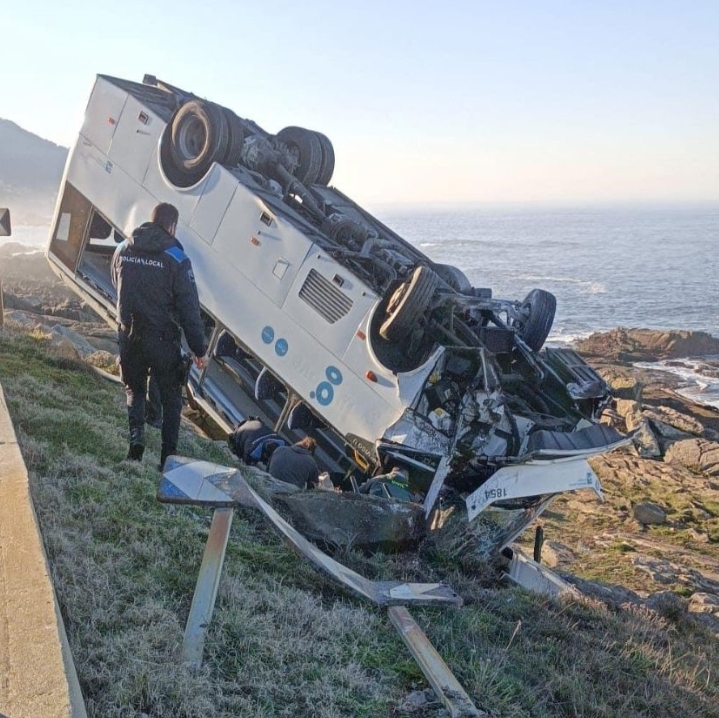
xmin=216 ymin=331 xmax=239 ymax=359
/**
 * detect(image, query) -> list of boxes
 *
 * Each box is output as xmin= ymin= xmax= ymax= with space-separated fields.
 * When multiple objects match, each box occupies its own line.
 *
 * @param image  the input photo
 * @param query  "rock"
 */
xmin=564 ymin=576 xmax=643 ymax=607
xmin=273 ymin=490 xmax=427 ymax=552
xmin=632 ymin=502 xmax=667 ymax=525
xmin=400 ymin=690 xmax=436 ymax=712
xmin=688 ymin=592 xmax=719 ymax=615
xmin=244 ymin=466 xmax=302 ymax=499
xmin=630 ymin=419 xmax=662 ymax=458
xmin=50 ymin=324 xmax=98 ymax=358
xmin=643 ymin=406 xmax=708 ymax=438
xmin=632 ymin=556 xmax=676 ymax=582
xmin=609 ymin=376 xmax=643 ymax=401
xmin=664 ymin=438 xmax=719 ymax=476
xmin=575 ymin=328 xmax=719 ymax=364
xmin=614 ymin=399 xmax=642 ymax=428
xmin=540 ymin=540 xmax=575 ymax=569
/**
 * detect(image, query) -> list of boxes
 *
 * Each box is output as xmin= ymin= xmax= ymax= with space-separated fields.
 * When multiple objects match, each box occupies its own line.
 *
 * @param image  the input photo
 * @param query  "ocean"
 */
xmin=378 ymin=202 xmax=719 ymax=409
xmin=377 ymin=203 xmax=719 ymax=342
xmin=8 ymin=204 xmax=719 ymax=405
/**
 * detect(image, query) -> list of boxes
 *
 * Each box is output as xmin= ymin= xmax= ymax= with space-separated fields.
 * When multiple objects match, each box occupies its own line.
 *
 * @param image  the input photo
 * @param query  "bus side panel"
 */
xmin=107 ymin=95 xmax=164 ymax=185
xmin=80 ymin=78 xmax=127 ymax=156
xmin=210 ymin=184 xmax=313 ymax=307
xmin=69 ymin=140 xmax=158 ymax=239
xmin=282 ymin=253 xmax=377 ymax=360
xmin=189 ymin=165 xmax=240 ymax=246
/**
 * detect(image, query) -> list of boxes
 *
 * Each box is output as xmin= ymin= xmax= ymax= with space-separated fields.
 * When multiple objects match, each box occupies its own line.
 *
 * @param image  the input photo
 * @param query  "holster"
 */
xmin=177 ymin=353 xmax=193 ymax=387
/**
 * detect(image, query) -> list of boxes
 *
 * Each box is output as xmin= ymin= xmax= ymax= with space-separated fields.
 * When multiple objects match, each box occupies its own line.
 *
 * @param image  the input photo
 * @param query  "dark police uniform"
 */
xmin=111 ymin=221 xmax=207 ymax=465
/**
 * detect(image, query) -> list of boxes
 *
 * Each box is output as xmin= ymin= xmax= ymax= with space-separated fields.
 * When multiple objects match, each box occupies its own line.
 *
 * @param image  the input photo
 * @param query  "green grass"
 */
xmin=2 ymin=324 xmax=719 ymax=717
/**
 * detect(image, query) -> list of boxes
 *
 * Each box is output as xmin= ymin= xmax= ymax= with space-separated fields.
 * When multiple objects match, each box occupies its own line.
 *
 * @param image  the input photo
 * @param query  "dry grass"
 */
xmin=2 ymin=324 xmax=719 ymax=718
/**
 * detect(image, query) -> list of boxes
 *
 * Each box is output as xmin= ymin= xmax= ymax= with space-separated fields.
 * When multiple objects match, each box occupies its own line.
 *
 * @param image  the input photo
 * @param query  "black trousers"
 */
xmin=118 ymin=331 xmax=183 ymax=460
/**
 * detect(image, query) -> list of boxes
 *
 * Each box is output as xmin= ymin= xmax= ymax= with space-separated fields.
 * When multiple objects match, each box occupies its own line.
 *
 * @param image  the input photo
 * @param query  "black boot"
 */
xmin=127 ymin=443 xmax=145 ymax=461
xmin=158 ymin=446 xmax=175 ymax=472
xmin=128 ymin=425 xmax=145 ymax=461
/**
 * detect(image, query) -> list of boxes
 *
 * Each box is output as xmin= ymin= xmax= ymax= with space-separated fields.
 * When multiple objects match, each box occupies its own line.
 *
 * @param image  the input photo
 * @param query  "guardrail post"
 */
xmin=181 ymin=507 xmax=234 ymax=669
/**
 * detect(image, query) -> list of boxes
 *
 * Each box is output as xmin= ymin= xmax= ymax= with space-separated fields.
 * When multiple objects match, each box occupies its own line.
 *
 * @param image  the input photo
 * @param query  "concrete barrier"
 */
xmin=0 ymin=383 xmax=87 ymax=718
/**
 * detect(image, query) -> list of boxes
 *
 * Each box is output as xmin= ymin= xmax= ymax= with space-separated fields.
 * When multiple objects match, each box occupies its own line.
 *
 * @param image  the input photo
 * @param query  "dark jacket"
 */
xmin=111 ymin=222 xmax=207 ymax=357
xmin=228 ymin=418 xmax=286 ymax=464
xmin=268 ymin=445 xmax=320 ymax=489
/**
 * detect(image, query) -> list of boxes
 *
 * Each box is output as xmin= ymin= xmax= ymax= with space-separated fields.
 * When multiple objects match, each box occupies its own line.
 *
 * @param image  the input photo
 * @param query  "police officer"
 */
xmin=112 ymin=203 xmax=208 ymax=468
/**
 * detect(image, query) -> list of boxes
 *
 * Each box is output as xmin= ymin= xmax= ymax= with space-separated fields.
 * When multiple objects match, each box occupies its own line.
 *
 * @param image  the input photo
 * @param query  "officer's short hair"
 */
xmin=151 ymin=203 xmax=179 ymax=232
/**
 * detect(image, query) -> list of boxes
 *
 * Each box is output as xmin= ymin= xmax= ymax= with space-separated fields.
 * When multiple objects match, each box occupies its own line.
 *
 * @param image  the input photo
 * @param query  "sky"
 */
xmin=1 ymin=0 xmax=717 ymax=207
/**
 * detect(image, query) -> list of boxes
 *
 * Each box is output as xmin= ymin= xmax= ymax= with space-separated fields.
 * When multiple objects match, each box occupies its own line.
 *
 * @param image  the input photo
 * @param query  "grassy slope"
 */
xmin=2 ymin=325 xmax=718 ymax=718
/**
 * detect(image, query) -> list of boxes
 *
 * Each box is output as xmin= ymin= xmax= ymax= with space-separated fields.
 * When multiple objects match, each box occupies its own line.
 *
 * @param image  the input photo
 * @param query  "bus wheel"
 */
xmin=434 ymin=263 xmax=472 ymax=293
xmin=161 ymin=100 xmax=230 ymax=187
xmin=222 ymin=107 xmax=245 ymax=168
xmin=379 ymin=266 xmax=438 ymax=342
xmin=514 ymin=289 xmax=556 ymax=351
xmin=276 ymin=126 xmax=323 ymax=185
xmin=313 ymin=131 xmax=335 ymax=186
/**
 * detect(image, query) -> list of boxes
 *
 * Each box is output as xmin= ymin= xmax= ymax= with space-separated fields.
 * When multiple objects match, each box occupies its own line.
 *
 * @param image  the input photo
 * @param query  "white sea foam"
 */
xmin=634 ymin=359 xmax=719 ymax=410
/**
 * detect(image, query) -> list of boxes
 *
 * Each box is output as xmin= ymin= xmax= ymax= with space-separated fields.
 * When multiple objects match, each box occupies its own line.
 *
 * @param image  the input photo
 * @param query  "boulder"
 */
xmin=632 ymin=556 xmax=677 ymax=582
xmin=630 ymin=419 xmax=662 ymax=458
xmin=643 ymin=406 xmax=708 ymax=438
xmin=614 ymin=399 xmax=642 ymax=428
xmin=575 ymin=328 xmax=719 ymax=363
xmin=50 ymin=324 xmax=98 ymax=358
xmin=540 ymin=540 xmax=575 ymax=569
xmin=273 ymin=490 xmax=426 ymax=552
xmin=632 ymin=502 xmax=667 ymax=525
xmin=688 ymin=592 xmax=719 ymax=615
xmin=664 ymin=438 xmax=719 ymax=476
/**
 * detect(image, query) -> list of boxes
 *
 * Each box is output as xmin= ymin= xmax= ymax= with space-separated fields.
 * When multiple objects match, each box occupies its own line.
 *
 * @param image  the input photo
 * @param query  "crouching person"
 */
xmin=268 ymin=437 xmax=320 ymax=489
xmin=227 ymin=416 xmax=278 ymax=466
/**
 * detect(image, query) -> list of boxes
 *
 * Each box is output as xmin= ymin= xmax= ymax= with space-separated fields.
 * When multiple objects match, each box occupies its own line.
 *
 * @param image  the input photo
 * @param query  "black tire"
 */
xmin=160 ymin=100 xmax=229 ymax=187
xmin=313 ymin=131 xmax=335 ymax=186
xmin=276 ymin=126 xmax=323 ymax=185
xmin=379 ymin=266 xmax=438 ymax=342
xmin=434 ymin=263 xmax=472 ymax=293
xmin=515 ymin=289 xmax=556 ymax=351
xmin=222 ymin=107 xmax=245 ymax=168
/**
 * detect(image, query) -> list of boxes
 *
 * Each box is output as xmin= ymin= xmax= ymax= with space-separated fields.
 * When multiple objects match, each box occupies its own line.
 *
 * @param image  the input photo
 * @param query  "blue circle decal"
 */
xmin=261 ymin=326 xmax=274 ymax=344
xmin=315 ymin=381 xmax=334 ymax=406
xmin=326 ymin=366 xmax=343 ymax=385
xmin=275 ymin=338 xmax=288 ymax=356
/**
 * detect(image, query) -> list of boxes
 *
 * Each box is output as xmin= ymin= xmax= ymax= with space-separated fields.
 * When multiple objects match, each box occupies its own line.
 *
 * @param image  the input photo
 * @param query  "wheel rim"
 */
xmin=176 ymin=116 xmax=207 ymax=161
xmin=386 ymin=284 xmax=409 ymax=314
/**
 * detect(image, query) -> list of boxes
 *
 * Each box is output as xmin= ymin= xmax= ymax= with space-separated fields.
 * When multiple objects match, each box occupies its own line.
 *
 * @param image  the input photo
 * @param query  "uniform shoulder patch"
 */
xmin=164 ymin=246 xmax=188 ymax=263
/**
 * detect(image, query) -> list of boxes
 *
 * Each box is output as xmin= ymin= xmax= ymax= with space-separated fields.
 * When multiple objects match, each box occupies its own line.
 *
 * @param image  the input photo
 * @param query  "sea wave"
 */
xmin=634 ymin=359 xmax=719 ymax=410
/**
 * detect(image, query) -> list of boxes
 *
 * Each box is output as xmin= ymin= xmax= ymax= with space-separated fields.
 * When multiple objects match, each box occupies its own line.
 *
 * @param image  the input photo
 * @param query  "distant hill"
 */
xmin=0 ymin=119 xmax=68 ymax=226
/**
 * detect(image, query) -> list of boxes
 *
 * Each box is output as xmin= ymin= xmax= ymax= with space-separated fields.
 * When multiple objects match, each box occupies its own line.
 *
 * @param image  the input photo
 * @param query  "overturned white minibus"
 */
xmin=46 ymin=74 xmax=627 ymax=550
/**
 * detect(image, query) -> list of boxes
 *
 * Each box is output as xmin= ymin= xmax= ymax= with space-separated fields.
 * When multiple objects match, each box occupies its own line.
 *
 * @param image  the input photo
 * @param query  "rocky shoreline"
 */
xmin=3 ymin=250 xmax=719 ymax=633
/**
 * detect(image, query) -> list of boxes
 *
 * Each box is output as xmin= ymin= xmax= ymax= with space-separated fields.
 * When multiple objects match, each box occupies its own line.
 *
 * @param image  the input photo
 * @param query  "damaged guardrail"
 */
xmin=157 ymin=457 xmax=482 ymax=717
